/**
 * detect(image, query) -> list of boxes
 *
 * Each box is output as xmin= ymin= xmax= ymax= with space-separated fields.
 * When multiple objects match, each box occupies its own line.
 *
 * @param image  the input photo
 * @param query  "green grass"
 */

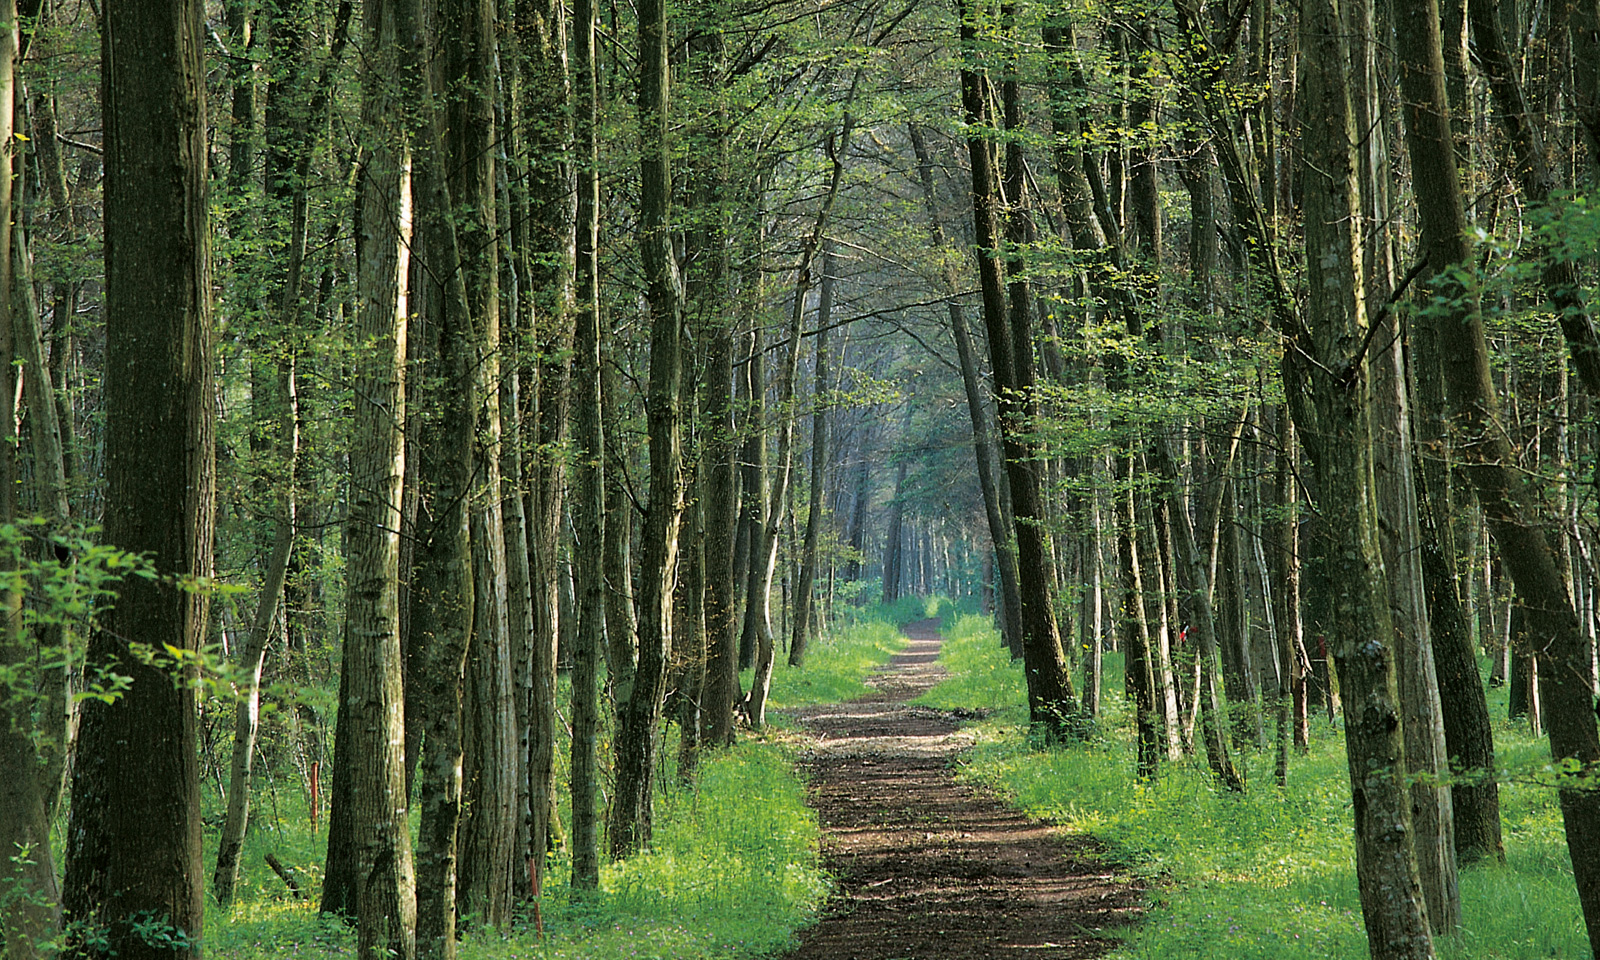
xmin=742 ymin=616 xmax=907 ymax=710
xmin=207 ymin=740 xmax=826 ymax=959
xmin=204 ymin=607 xmax=927 ymax=959
xmin=915 ymin=616 xmax=1591 ymax=960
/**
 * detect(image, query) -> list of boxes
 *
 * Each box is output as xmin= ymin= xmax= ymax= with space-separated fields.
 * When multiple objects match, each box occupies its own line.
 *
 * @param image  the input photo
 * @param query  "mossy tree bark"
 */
xmin=61 ymin=3 xmax=217 ymax=958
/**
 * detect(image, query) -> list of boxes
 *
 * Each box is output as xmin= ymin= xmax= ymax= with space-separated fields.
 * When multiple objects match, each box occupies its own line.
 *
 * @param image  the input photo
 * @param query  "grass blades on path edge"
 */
xmin=207 ymin=610 xmax=915 ymax=960
xmin=915 ymin=613 xmax=1589 ymax=960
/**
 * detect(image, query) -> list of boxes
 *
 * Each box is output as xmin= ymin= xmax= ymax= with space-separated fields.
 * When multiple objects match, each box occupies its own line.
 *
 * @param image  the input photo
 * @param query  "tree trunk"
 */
xmin=959 ymin=0 xmax=1079 ymax=733
xmin=1299 ymin=0 xmax=1435 ymax=950
xmin=610 ymin=0 xmax=684 ymax=856
xmin=909 ymin=123 xmax=1023 ymax=654
xmin=790 ymin=243 xmax=835 ymax=667
xmin=747 ymin=109 xmax=853 ymax=727
xmin=61 ymin=4 xmax=218 ymax=958
xmin=1396 ymin=0 xmax=1600 ymax=947
xmin=568 ymin=0 xmax=603 ymax=889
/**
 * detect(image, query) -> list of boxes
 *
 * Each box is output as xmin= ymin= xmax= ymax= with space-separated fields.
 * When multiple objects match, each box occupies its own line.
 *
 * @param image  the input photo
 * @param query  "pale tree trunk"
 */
xmin=1395 ymin=0 xmax=1600 ymax=946
xmin=1113 ymin=454 xmax=1159 ymax=777
xmin=515 ymin=0 xmax=575 ymax=904
xmin=602 ymin=354 xmax=637 ymax=691
xmin=737 ymin=317 xmax=767 ymax=672
xmin=610 ymin=0 xmax=684 ymax=855
xmin=314 ymin=2 xmax=419 ymax=955
xmin=395 ymin=0 xmax=499 ymax=948
xmin=0 ymin=6 xmax=58 ymax=954
xmin=61 ymin=4 xmax=219 ymax=959
xmin=790 ymin=243 xmax=835 ymax=667
xmin=747 ymin=104 xmax=856 ymax=728
xmin=1298 ymin=0 xmax=1434 ymax=950
xmin=1352 ymin=0 xmax=1457 ymax=923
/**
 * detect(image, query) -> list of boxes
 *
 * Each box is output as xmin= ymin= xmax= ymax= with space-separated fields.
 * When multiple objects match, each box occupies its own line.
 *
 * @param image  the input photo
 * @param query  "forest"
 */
xmin=0 ymin=0 xmax=1596 ymax=957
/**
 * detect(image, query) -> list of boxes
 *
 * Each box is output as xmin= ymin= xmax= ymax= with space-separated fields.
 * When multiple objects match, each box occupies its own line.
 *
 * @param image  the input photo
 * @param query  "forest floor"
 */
xmin=780 ymin=619 xmax=1145 ymax=960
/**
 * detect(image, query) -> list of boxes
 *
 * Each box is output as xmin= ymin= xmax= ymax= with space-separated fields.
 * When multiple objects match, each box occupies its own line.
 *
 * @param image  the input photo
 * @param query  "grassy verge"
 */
xmin=916 ymin=613 xmax=1589 ymax=960
xmin=206 ymin=608 xmax=916 ymax=959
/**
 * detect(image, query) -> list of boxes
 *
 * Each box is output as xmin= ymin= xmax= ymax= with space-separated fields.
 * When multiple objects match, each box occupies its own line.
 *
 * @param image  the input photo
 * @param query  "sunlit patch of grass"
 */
xmin=208 ymin=740 xmax=826 ymax=960
xmin=919 ymin=616 xmax=1591 ymax=960
xmin=207 ymin=601 xmax=936 ymax=959
xmin=745 ymin=617 xmax=907 ymax=709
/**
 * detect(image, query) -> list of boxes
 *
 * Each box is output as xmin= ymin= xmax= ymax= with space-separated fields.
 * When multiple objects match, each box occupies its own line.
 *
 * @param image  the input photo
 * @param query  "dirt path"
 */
xmin=781 ymin=619 xmax=1143 ymax=960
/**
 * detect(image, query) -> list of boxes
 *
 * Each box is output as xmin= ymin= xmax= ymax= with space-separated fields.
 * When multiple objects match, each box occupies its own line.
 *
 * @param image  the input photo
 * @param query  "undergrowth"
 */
xmin=203 ymin=607 xmax=921 ymax=959
xmin=916 ymin=613 xmax=1590 ymax=960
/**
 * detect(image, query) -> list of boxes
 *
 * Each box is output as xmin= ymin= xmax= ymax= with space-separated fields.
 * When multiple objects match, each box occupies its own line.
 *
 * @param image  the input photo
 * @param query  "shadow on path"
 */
xmin=781 ymin=618 xmax=1143 ymax=960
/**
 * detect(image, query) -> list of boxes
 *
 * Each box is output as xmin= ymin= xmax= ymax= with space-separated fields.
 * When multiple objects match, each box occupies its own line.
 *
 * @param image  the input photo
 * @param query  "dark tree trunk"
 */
xmin=62 ymin=4 xmax=215 ymax=958
xmin=568 ymin=0 xmax=602 ymax=886
xmin=610 ymin=0 xmax=684 ymax=856
xmin=959 ymin=0 xmax=1079 ymax=734
xmin=1396 ymin=0 xmax=1600 ymax=947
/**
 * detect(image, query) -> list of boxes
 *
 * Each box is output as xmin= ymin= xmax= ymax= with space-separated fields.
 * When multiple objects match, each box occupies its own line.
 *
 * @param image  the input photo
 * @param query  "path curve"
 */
xmin=782 ymin=618 xmax=1143 ymax=960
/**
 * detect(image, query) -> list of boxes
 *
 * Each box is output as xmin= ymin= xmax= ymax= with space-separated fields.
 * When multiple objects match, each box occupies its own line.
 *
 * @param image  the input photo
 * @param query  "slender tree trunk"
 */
xmin=790 ymin=243 xmax=835 ymax=667
xmin=748 ymin=109 xmax=854 ymax=726
xmin=568 ymin=0 xmax=603 ymax=889
xmin=610 ymin=0 xmax=684 ymax=856
xmin=909 ymin=124 xmax=1023 ymax=654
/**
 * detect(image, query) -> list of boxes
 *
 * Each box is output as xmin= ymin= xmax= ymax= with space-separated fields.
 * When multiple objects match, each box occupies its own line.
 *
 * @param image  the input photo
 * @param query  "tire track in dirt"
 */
xmin=782 ymin=618 xmax=1143 ymax=960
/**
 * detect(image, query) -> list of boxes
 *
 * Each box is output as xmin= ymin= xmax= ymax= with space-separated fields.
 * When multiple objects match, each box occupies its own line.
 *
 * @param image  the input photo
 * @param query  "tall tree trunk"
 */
xmin=610 ymin=0 xmax=684 ymax=856
xmin=61 ymin=4 xmax=219 ymax=959
xmin=1395 ymin=0 xmax=1600 ymax=946
xmin=959 ymin=0 xmax=1080 ymax=734
xmin=1299 ymin=0 xmax=1435 ymax=950
xmin=790 ymin=243 xmax=835 ymax=667
xmin=430 ymin=0 xmax=518 ymax=924
xmin=515 ymin=0 xmax=575 ymax=905
xmin=908 ymin=123 xmax=1023 ymax=654
xmin=882 ymin=462 xmax=907 ymax=604
xmin=747 ymin=107 xmax=854 ymax=727
xmin=0 ymin=6 xmax=59 ymax=954
xmin=602 ymin=354 xmax=638 ymax=691
xmin=568 ymin=0 xmax=603 ymax=890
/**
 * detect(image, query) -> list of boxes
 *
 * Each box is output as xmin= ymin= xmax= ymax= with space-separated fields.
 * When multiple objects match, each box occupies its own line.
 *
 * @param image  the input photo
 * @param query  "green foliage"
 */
xmin=919 ymin=618 xmax=1591 ymax=960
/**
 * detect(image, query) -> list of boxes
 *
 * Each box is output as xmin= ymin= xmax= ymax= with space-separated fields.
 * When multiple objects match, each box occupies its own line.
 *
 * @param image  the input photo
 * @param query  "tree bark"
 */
xmin=790 ymin=242 xmax=835 ymax=667
xmin=1395 ymin=0 xmax=1600 ymax=946
xmin=958 ymin=0 xmax=1080 ymax=734
xmin=909 ymin=123 xmax=1023 ymax=655
xmin=610 ymin=0 xmax=684 ymax=856
xmin=61 ymin=3 xmax=217 ymax=958
xmin=568 ymin=0 xmax=603 ymax=890
xmin=1299 ymin=0 xmax=1435 ymax=950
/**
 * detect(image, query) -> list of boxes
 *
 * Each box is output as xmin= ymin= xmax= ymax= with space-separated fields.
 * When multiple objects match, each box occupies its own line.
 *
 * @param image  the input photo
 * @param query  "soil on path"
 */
xmin=781 ymin=619 xmax=1143 ymax=960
